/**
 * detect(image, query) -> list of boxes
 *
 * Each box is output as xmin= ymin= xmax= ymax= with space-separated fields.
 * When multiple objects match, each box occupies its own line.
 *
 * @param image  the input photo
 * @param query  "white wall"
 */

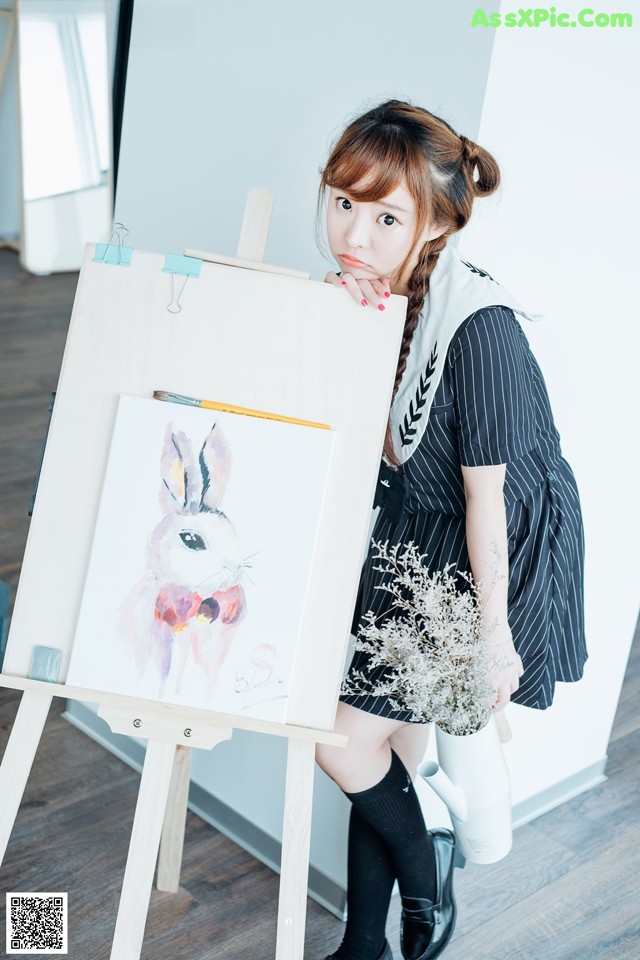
xmin=459 ymin=0 xmax=640 ymax=805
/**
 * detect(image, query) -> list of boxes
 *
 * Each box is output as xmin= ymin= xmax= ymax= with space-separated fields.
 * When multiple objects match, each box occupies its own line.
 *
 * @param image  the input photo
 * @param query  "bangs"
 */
xmin=321 ymin=125 xmax=432 ymax=236
xmin=322 ymin=129 xmax=409 ymax=202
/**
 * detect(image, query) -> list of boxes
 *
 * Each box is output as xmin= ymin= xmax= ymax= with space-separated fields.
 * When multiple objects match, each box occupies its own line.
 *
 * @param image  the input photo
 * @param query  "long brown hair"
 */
xmin=318 ymin=100 xmax=500 ymax=465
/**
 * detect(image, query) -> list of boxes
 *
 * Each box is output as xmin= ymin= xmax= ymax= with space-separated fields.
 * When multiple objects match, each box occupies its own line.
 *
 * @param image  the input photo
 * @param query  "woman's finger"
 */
xmin=492 ymin=661 xmax=521 ymax=711
xmin=492 ymin=683 xmax=510 ymax=712
xmin=329 ymin=271 xmax=362 ymax=304
xmin=371 ymin=277 xmax=392 ymax=301
xmin=333 ymin=272 xmax=390 ymax=309
xmin=340 ymin=272 xmax=376 ymax=306
xmin=358 ymin=279 xmax=388 ymax=310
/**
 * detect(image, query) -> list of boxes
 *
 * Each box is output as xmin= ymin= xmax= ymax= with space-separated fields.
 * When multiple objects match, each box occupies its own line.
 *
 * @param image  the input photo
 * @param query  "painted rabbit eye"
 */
xmin=179 ymin=530 xmax=207 ymax=551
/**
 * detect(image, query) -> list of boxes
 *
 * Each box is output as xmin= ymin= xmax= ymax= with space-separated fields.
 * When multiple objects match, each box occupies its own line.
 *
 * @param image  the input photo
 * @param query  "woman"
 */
xmin=315 ymin=100 xmax=587 ymax=960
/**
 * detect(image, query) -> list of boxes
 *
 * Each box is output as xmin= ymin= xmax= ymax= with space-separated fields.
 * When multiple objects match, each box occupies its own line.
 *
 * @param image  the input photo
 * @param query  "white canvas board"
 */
xmin=4 ymin=247 xmax=406 ymax=729
xmin=66 ymin=395 xmax=335 ymax=722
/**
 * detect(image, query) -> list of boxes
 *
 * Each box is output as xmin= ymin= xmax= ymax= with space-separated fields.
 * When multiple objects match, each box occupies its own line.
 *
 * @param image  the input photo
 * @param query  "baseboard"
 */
xmin=63 ymin=700 xmax=606 ymax=919
xmin=63 ymin=701 xmax=347 ymax=919
xmin=511 ymin=759 xmax=607 ymax=828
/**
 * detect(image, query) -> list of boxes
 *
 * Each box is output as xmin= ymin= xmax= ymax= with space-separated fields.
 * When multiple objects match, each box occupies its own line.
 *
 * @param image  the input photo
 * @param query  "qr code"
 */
xmin=6 ymin=892 xmax=68 ymax=954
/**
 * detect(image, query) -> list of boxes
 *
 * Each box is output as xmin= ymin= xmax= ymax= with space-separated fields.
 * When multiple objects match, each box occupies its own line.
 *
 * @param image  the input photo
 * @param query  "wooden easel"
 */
xmin=0 ymin=191 xmax=348 ymax=960
xmin=0 ymin=676 xmax=345 ymax=960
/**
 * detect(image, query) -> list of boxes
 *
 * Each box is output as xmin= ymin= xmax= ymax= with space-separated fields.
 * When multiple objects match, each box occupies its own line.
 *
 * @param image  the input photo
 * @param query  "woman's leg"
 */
xmin=336 ymin=807 xmax=396 ymax=960
xmin=317 ymin=705 xmax=433 ymax=960
xmin=316 ymin=702 xmax=409 ymax=793
xmin=318 ymin=704 xmax=407 ymax=959
xmin=388 ymin=722 xmax=430 ymax=779
xmin=317 ymin=705 xmax=435 ymax=898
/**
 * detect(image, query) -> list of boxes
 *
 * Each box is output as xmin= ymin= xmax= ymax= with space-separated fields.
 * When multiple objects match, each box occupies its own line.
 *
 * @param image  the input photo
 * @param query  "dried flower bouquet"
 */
xmin=342 ymin=541 xmax=502 ymax=736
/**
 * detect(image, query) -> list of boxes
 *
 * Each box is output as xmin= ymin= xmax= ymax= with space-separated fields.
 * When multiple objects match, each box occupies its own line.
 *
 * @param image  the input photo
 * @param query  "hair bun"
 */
xmin=459 ymin=134 xmax=475 ymax=161
xmin=460 ymin=135 xmax=500 ymax=198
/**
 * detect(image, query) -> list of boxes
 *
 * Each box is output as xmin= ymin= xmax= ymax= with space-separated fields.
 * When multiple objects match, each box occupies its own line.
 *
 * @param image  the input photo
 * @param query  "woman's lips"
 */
xmin=339 ymin=254 xmax=371 ymax=269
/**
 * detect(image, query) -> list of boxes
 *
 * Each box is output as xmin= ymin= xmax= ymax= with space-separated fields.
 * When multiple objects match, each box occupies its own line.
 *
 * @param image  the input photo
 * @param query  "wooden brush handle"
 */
xmin=494 ymin=710 xmax=513 ymax=743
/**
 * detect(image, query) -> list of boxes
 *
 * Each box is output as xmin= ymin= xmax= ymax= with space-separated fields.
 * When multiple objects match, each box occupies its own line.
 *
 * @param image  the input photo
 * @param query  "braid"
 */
xmin=382 ymin=233 xmax=448 ymax=467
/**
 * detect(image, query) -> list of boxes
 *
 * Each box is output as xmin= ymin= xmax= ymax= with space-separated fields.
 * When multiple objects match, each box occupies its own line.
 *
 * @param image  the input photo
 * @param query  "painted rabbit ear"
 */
xmin=199 ymin=421 xmax=232 ymax=512
xmin=160 ymin=424 xmax=200 ymax=514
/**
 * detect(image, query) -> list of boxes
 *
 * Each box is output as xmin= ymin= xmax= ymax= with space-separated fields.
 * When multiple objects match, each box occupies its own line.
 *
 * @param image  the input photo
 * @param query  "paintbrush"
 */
xmin=153 ymin=390 xmax=331 ymax=431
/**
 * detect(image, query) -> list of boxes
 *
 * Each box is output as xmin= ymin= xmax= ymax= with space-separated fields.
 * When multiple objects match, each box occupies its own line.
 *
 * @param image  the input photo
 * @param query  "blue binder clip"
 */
xmin=163 ymin=253 xmax=202 ymax=313
xmin=94 ymin=222 xmax=133 ymax=266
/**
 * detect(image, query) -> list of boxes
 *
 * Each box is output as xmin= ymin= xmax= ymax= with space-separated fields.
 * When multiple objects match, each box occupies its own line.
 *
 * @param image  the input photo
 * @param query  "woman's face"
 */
xmin=326 ymin=180 xmax=438 ymax=295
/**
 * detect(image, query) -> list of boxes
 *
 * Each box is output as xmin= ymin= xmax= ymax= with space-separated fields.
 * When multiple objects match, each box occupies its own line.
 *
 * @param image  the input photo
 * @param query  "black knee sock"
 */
xmin=345 ymin=750 xmax=436 ymax=903
xmin=332 ymin=808 xmax=395 ymax=960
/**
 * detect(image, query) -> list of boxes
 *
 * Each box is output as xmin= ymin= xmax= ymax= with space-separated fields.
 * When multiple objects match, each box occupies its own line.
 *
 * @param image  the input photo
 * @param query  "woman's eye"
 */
xmin=379 ymin=214 xmax=397 ymax=227
xmin=179 ymin=530 xmax=207 ymax=551
xmin=338 ymin=197 xmax=352 ymax=211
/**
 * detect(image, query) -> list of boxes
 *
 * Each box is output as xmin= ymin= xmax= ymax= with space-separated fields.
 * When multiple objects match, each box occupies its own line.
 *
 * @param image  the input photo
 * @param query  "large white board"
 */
xmin=3 ymin=245 xmax=406 ymax=729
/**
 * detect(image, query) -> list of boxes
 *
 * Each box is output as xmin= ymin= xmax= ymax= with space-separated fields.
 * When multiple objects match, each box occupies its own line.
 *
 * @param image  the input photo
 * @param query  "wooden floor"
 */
xmin=0 ymin=248 xmax=638 ymax=960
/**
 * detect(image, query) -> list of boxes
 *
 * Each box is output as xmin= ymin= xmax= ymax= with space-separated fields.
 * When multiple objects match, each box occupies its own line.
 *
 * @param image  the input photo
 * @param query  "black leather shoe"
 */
xmin=400 ymin=828 xmax=465 ymax=960
xmin=324 ymin=939 xmax=393 ymax=960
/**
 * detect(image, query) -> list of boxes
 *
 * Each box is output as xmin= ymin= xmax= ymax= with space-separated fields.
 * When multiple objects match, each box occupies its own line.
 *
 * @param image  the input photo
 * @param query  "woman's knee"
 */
xmin=315 ymin=702 xmax=405 ymax=791
xmin=388 ymin=724 xmax=430 ymax=779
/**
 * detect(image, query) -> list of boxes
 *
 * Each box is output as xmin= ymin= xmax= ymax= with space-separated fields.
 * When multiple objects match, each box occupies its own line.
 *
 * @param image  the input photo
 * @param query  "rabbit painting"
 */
xmin=67 ymin=393 xmax=335 ymax=722
xmin=121 ymin=419 xmax=250 ymax=700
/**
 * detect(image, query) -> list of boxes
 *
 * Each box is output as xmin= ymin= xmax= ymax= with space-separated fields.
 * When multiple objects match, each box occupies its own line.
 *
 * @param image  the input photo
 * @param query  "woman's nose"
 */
xmin=345 ymin=213 xmax=370 ymax=249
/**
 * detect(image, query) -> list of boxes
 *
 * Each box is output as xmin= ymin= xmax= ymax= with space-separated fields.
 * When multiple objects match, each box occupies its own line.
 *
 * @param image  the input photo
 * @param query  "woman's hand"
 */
xmin=324 ymin=270 xmax=392 ymax=309
xmin=487 ymin=627 xmax=524 ymax=713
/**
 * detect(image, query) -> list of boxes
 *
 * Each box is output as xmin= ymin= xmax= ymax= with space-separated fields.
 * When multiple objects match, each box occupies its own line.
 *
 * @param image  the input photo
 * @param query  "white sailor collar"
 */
xmin=389 ymin=243 xmax=541 ymax=465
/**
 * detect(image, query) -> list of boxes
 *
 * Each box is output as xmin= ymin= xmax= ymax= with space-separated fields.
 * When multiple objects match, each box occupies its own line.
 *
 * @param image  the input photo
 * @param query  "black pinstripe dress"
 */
xmin=341 ymin=305 xmax=587 ymax=716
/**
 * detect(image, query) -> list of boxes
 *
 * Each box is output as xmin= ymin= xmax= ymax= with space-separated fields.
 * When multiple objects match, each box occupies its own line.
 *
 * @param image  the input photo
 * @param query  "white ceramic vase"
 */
xmin=417 ymin=715 xmax=512 ymax=864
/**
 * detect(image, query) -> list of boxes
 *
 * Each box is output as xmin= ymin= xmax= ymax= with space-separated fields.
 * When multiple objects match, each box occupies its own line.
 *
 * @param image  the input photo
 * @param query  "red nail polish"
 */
xmin=361 ymin=298 xmax=368 ymax=307
xmin=384 ymin=291 xmax=391 ymax=297
xmin=341 ymin=280 xmax=347 ymax=286
xmin=378 ymin=303 xmax=385 ymax=311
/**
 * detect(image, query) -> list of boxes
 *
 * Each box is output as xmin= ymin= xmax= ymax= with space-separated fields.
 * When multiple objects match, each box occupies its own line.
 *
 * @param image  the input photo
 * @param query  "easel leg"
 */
xmin=110 ymin=739 xmax=176 ymax=960
xmin=0 ymin=690 xmax=52 ymax=864
xmin=156 ymin=744 xmax=192 ymax=892
xmin=275 ymin=739 xmax=316 ymax=960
